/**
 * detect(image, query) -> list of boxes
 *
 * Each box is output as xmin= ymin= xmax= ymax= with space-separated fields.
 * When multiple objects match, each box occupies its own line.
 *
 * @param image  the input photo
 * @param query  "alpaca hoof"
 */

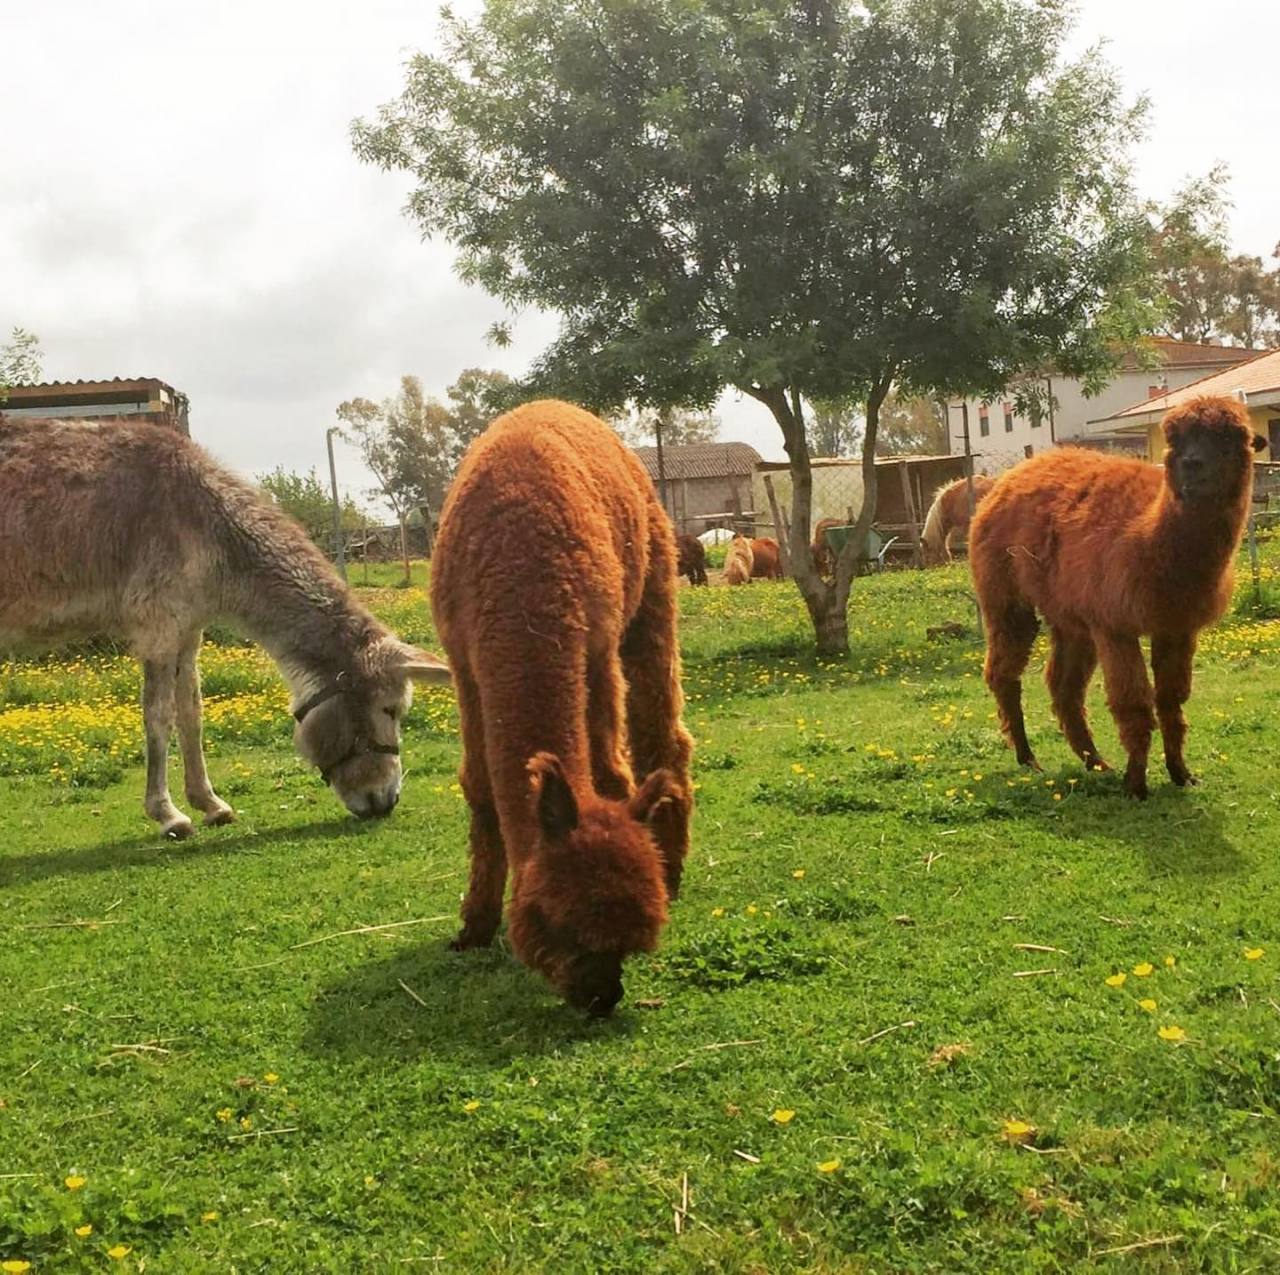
xmin=162 ymin=816 xmax=196 ymax=840
xmin=1123 ymin=777 xmax=1149 ymax=801
xmin=1168 ymin=765 xmax=1198 ymax=788
xmin=1084 ymin=756 xmax=1110 ymax=772
xmin=449 ymin=926 xmax=495 ymax=952
xmin=1017 ymin=753 xmax=1041 ymax=772
xmin=203 ymin=804 xmax=236 ymax=827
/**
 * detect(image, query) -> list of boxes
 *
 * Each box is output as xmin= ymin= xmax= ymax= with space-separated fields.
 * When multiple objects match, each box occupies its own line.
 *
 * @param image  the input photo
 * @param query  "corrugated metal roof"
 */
xmin=6 ymin=376 xmax=173 ymax=393
xmin=633 ymin=440 xmax=762 ymax=481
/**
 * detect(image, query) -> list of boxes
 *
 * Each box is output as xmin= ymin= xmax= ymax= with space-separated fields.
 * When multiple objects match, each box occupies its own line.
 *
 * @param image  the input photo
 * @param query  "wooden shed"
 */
xmin=0 ymin=377 xmax=190 ymax=435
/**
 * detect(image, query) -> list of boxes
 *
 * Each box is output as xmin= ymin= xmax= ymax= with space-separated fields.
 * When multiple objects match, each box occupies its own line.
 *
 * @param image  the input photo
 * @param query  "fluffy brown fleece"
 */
xmin=722 ymin=534 xmax=754 ymax=585
xmin=430 ymin=400 xmax=694 ymax=1015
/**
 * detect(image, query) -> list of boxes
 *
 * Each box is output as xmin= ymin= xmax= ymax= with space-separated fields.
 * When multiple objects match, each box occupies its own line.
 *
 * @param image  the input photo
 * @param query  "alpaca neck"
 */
xmin=218 ymin=537 xmax=379 ymax=703
xmin=1152 ymin=476 xmax=1250 ymax=587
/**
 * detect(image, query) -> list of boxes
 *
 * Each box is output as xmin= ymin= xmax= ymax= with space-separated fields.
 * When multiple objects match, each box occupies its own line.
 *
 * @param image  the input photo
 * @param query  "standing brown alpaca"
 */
xmin=675 ymin=533 xmax=709 ymax=586
xmin=921 ymin=476 xmax=995 ymax=566
xmin=722 ymin=535 xmax=754 ymax=585
xmin=811 ymin=517 xmax=843 ymax=579
xmin=431 ymin=400 xmax=694 ymax=1016
xmin=0 ymin=418 xmax=449 ymax=836
xmin=749 ymin=536 xmax=784 ymax=579
xmin=970 ymin=396 xmax=1262 ymax=798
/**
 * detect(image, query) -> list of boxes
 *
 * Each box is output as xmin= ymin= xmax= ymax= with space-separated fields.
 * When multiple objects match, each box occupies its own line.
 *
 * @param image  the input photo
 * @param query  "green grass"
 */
xmin=2 ymin=555 xmax=1280 ymax=1271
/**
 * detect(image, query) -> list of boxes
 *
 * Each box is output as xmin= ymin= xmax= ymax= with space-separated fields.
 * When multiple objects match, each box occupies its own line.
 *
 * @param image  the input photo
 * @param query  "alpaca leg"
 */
xmin=1095 ymin=632 xmax=1156 ymax=799
xmin=1046 ymin=627 xmax=1107 ymax=770
xmin=587 ymin=648 xmax=635 ymax=801
xmin=982 ymin=605 xmax=1040 ymax=769
xmin=174 ymin=635 xmax=234 ymax=826
xmin=1152 ymin=632 xmax=1197 ymax=787
xmin=451 ymin=669 xmax=508 ymax=950
xmin=141 ymin=657 xmax=194 ymax=838
xmin=621 ymin=577 xmax=694 ymax=899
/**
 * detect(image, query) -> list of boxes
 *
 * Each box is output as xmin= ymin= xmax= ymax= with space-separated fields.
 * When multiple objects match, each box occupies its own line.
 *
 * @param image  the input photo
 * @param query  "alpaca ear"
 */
xmin=628 ymin=769 xmax=680 ymax=824
xmin=1252 ymin=433 xmax=1268 ymax=453
xmin=528 ymin=753 xmax=579 ymax=838
xmin=389 ymin=642 xmax=452 ymax=684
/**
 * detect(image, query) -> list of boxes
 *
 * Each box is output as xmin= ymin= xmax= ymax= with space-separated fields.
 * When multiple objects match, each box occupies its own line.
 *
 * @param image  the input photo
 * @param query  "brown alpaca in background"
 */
xmin=749 ymin=537 xmax=784 ymax=579
xmin=431 ymin=400 xmax=694 ymax=1015
xmin=811 ymin=517 xmax=843 ymax=579
xmin=675 ymin=533 xmax=708 ymax=586
xmin=723 ymin=535 xmax=754 ymax=584
xmin=971 ymin=395 xmax=1262 ymax=798
xmin=921 ymin=476 xmax=995 ymax=565
xmin=0 ymin=417 xmax=448 ymax=836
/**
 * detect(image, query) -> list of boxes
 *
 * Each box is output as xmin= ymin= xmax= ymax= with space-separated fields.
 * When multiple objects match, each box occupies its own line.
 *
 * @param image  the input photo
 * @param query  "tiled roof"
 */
xmin=1097 ymin=347 xmax=1280 ymax=425
xmin=633 ymin=440 xmax=762 ymax=481
xmin=1119 ymin=337 xmax=1261 ymax=372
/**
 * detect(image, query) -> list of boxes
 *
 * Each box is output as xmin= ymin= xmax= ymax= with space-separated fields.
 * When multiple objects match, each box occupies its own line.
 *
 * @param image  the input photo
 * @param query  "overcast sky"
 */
xmin=2 ymin=0 xmax=1275 ymax=507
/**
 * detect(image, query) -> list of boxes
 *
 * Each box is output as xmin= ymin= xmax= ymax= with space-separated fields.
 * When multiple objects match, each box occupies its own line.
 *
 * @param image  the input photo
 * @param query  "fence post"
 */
xmin=898 ymin=460 xmax=923 ymax=568
xmin=762 ymin=473 xmax=791 ymax=575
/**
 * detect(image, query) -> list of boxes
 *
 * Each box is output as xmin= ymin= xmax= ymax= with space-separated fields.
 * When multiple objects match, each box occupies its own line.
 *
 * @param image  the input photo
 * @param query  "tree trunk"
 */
xmin=419 ymin=503 xmax=436 ymax=559
xmin=398 ymin=514 xmax=411 ymax=586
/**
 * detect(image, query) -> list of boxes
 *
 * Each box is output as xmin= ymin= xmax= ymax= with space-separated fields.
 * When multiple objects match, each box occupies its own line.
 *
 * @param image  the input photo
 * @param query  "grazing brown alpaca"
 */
xmin=430 ymin=400 xmax=694 ymax=1015
xmin=921 ymin=476 xmax=995 ymax=566
xmin=0 ymin=418 xmax=448 ymax=836
xmin=971 ymin=396 xmax=1262 ymax=798
xmin=811 ymin=517 xmax=843 ymax=579
xmin=676 ymin=533 xmax=709 ymax=586
xmin=749 ymin=536 xmax=784 ymax=579
xmin=723 ymin=535 xmax=754 ymax=585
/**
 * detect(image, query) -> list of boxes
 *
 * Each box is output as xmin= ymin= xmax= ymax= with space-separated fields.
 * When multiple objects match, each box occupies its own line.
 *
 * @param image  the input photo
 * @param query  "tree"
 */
xmin=257 ymin=467 xmax=366 ymax=552
xmin=443 ymin=367 xmax=514 ymax=453
xmin=356 ymin=0 xmax=1156 ymax=653
xmin=875 ymin=394 xmax=949 ymax=457
xmin=610 ymin=406 xmax=720 ymax=449
xmin=1148 ymin=168 xmax=1280 ymax=348
xmin=0 ymin=328 xmax=42 ymax=401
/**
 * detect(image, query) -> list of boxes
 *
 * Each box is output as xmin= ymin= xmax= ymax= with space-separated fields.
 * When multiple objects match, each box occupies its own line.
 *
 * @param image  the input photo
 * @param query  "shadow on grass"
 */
xmin=302 ymin=937 xmax=637 ymax=1065
xmin=0 ymin=817 xmax=369 ymax=889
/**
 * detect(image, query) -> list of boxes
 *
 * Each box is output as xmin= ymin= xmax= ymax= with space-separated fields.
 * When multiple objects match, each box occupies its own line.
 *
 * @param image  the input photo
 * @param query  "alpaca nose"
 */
xmin=358 ymin=787 xmax=400 ymax=819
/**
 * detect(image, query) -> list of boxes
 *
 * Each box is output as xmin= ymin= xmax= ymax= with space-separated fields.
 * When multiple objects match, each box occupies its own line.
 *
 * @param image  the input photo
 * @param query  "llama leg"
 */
xmin=982 ymin=604 xmax=1040 ymax=769
xmin=1095 ymin=632 xmax=1156 ymax=800
xmin=621 ymin=574 xmax=694 ymax=899
xmin=1046 ymin=627 xmax=1107 ymax=770
xmin=451 ymin=669 xmax=508 ymax=950
xmin=587 ymin=648 xmax=635 ymax=801
xmin=1152 ymin=632 xmax=1197 ymax=787
xmin=174 ymin=636 xmax=235 ymax=826
xmin=141 ymin=657 xmax=194 ymax=838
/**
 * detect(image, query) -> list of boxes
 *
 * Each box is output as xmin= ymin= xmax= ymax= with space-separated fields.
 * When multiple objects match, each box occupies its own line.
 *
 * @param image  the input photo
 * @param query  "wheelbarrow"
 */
xmin=820 ymin=525 xmax=898 ymax=575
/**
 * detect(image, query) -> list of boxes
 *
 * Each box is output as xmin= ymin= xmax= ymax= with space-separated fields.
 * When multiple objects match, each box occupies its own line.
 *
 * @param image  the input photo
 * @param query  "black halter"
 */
xmin=293 ymin=684 xmax=400 ymax=784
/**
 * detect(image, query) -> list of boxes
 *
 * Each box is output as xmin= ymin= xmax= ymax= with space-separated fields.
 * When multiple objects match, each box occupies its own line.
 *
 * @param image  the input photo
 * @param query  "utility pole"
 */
xmin=960 ymin=401 xmax=976 ymax=517
xmin=325 ymin=426 xmax=347 ymax=581
xmin=654 ymin=408 xmax=671 ymax=521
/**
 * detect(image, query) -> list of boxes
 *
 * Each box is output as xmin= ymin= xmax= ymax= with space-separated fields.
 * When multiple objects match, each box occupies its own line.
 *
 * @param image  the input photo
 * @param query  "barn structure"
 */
xmin=632 ymin=440 xmax=762 ymax=534
xmin=0 ymin=377 xmax=191 ymax=434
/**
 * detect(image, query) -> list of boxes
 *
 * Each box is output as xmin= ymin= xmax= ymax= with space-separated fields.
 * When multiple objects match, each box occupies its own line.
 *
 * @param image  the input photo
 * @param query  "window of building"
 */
xmin=979 ymin=410 xmax=990 ymax=438
xmin=1003 ymin=403 xmax=1015 ymax=433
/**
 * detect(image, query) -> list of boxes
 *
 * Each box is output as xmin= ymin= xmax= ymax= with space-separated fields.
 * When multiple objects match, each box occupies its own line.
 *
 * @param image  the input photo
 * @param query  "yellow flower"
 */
xmin=1244 ymin=947 xmax=1265 ymax=961
xmin=263 ymin=1072 xmax=280 ymax=1084
xmin=745 ymin=904 xmax=758 ymax=916
xmin=107 ymin=1245 xmax=131 ymax=1260
xmin=816 ymin=1158 xmax=841 ymax=1173
xmin=1104 ymin=973 xmax=1126 ymax=988
xmin=972 ymin=773 xmax=983 ymax=781
xmin=1052 ymin=793 xmax=1062 ymax=802
xmin=1163 ymin=955 xmax=1176 ymax=968
xmin=1158 ymin=1025 xmax=1187 ymax=1042
xmin=75 ymin=1225 xmax=94 ymax=1238
xmin=771 ymin=1108 xmax=796 ymax=1124
xmin=201 ymin=1211 xmax=219 ymax=1223
xmin=64 ymin=1175 xmax=86 ymax=1191
xmin=1000 ymin=1119 xmax=1035 ymax=1143
xmin=2 ymin=1262 xmax=32 ymax=1273
xmin=239 ymin=1116 xmax=253 ymax=1131
xmin=216 ymin=1108 xmax=232 ymax=1123
xmin=710 ymin=907 xmax=725 ymax=918
xmin=1138 ymin=999 xmax=1157 ymax=1013
xmin=1132 ymin=962 xmax=1154 ymax=977
xmin=463 ymin=1100 xmax=481 ymax=1113
xmin=790 ymin=763 xmax=805 ymax=774
xmin=791 ymin=869 xmax=806 ymax=880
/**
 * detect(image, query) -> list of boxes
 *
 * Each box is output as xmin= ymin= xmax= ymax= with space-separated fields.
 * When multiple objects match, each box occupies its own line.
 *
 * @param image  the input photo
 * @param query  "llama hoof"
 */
xmin=1122 ymin=778 xmax=1149 ymax=801
xmin=449 ymin=927 xmax=495 ymax=952
xmin=162 ymin=816 xmax=196 ymax=840
xmin=1083 ymin=755 xmax=1110 ymax=772
xmin=1168 ymin=766 xmax=1198 ymax=788
xmin=203 ymin=804 xmax=236 ymax=827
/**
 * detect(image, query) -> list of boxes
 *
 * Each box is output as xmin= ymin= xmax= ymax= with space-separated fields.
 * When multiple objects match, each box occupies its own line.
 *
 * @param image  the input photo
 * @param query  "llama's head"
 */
xmin=507 ymin=753 xmax=678 ymax=1016
xmin=1163 ymin=395 xmax=1265 ymax=505
xmin=292 ymin=635 xmax=451 ymax=819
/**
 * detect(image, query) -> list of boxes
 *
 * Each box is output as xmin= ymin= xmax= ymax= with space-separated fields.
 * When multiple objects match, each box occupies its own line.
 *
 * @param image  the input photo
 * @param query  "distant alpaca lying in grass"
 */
xmin=749 ymin=536 xmax=784 ymax=579
xmin=431 ymin=400 xmax=693 ymax=1016
xmin=0 ymin=418 xmax=449 ymax=837
xmin=970 ymin=395 xmax=1262 ymax=798
xmin=723 ymin=535 xmax=754 ymax=585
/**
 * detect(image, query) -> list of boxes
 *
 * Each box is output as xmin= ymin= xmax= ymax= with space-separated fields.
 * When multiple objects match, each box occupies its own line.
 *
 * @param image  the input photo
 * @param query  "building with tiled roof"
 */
xmin=943 ymin=338 xmax=1261 ymax=475
xmin=0 ymin=377 xmax=190 ymax=434
xmin=1084 ymin=346 xmax=1280 ymax=461
xmin=632 ymin=441 xmax=762 ymax=530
